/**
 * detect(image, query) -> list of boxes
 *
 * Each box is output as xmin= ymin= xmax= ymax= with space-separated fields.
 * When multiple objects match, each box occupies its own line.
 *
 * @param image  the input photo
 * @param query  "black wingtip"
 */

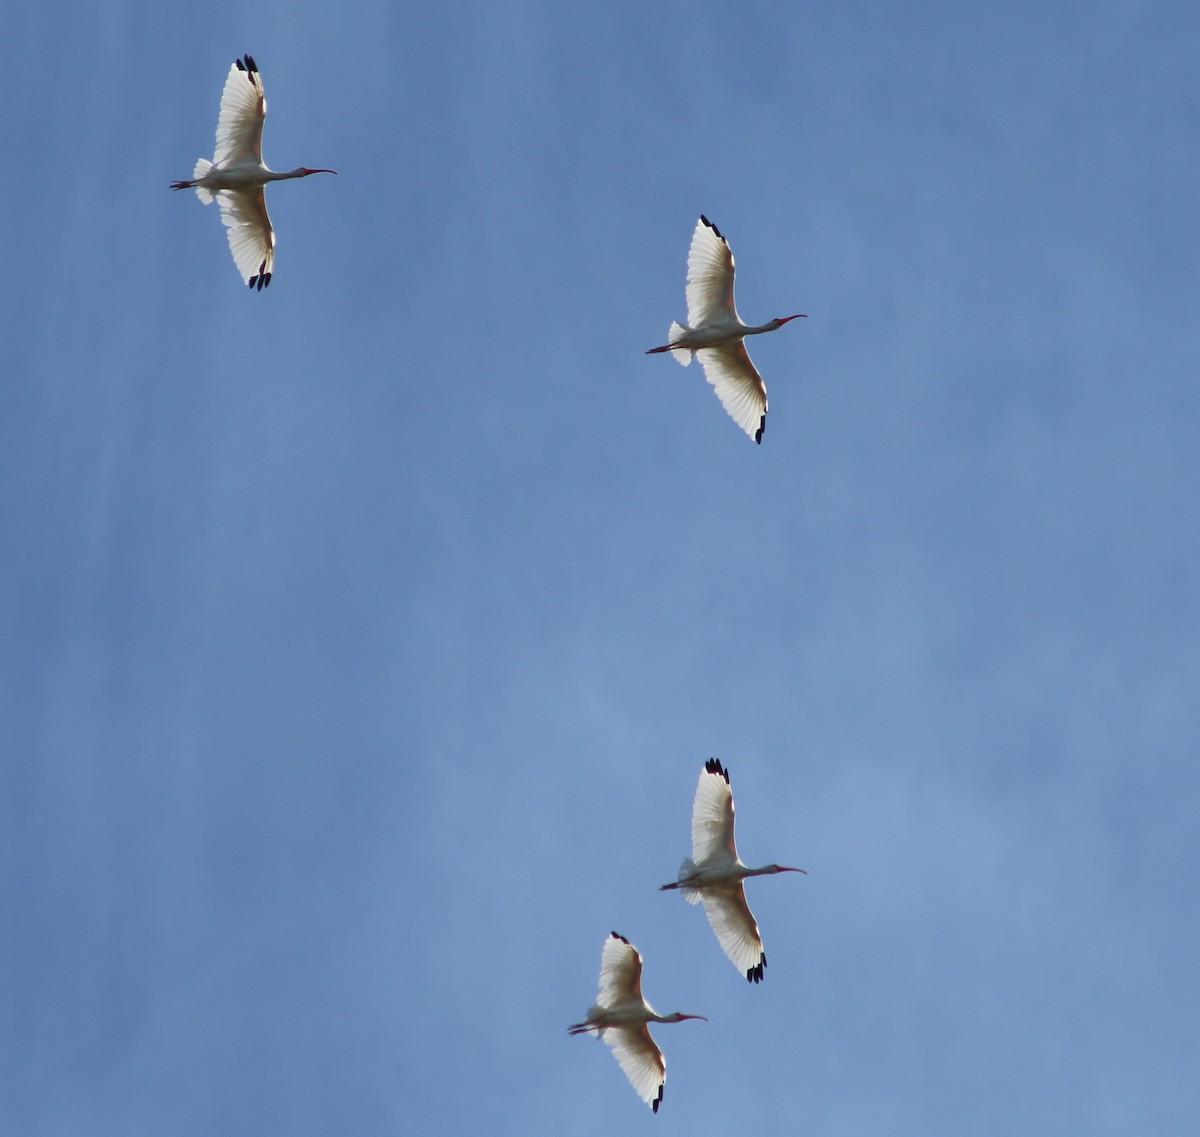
xmin=248 ymin=261 xmax=272 ymax=292
xmin=754 ymin=414 xmax=766 ymax=444
xmin=699 ymin=214 xmax=724 ymax=241
xmin=651 ymin=1084 xmax=664 ymax=1113
xmin=704 ymin=758 xmax=729 ymax=783
xmin=610 ymin=931 xmax=629 ymax=945
xmin=242 ymin=54 xmax=258 ymax=74
xmin=746 ymin=954 xmax=767 ymax=983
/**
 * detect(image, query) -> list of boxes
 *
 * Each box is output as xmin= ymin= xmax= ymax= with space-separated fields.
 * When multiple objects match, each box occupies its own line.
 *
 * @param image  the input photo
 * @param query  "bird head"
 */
xmin=301 ymin=168 xmax=338 ymax=177
xmin=773 ymin=314 xmax=807 ymax=328
xmin=764 ymin=864 xmax=807 ymax=875
xmin=664 ymin=1012 xmax=708 ymax=1024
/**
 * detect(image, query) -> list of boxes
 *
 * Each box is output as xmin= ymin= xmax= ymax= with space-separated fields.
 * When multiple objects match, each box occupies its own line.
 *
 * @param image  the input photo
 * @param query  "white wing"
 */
xmin=214 ymin=56 xmax=267 ymax=168
xmin=699 ymin=886 xmax=768 ymax=982
xmin=691 ymin=758 xmax=739 ymax=866
xmin=596 ymin=932 xmax=644 ymax=1007
xmin=685 ymin=216 xmax=738 ymax=329
xmin=604 ymin=1024 xmax=666 ymax=1113
xmin=215 ymin=187 xmax=275 ymax=289
xmin=695 ymin=342 xmax=768 ymax=443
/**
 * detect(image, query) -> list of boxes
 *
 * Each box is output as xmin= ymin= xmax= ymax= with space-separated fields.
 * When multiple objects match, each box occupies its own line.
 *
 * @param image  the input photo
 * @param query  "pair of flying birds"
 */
xmin=569 ymin=759 xmax=805 ymax=1112
xmin=173 ymin=57 xmax=806 ymax=443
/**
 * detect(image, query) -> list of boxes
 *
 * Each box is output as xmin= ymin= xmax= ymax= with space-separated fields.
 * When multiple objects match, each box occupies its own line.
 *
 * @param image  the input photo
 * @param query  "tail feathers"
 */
xmin=567 ymin=1005 xmax=607 ymax=1037
xmin=676 ymin=858 xmax=704 ymax=905
xmin=647 ymin=322 xmax=695 ymax=363
xmin=192 ymin=158 xmax=215 ymax=204
xmin=668 ymin=323 xmax=692 ymax=366
xmin=660 ymin=856 xmax=695 ymax=887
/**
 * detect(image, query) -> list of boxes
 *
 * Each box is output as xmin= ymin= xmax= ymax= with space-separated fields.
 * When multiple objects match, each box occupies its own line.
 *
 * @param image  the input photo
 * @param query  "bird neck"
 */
xmin=747 ymin=863 xmax=806 ymax=877
xmin=748 ymin=315 xmax=805 ymax=335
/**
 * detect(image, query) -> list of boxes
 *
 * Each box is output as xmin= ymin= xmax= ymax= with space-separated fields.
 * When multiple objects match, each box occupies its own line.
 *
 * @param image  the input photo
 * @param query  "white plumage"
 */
xmin=171 ymin=56 xmax=336 ymax=289
xmin=662 ymin=759 xmax=806 ymax=983
xmin=568 ymin=932 xmax=706 ymax=1112
xmin=646 ymin=216 xmax=805 ymax=443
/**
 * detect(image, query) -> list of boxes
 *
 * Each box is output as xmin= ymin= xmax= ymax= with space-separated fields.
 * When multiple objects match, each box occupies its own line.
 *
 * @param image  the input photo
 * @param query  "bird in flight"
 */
xmin=662 ymin=759 xmax=806 ymax=983
xmin=171 ymin=56 xmax=336 ymax=290
xmin=646 ymin=216 xmax=805 ymax=443
xmin=568 ymin=931 xmax=707 ymax=1112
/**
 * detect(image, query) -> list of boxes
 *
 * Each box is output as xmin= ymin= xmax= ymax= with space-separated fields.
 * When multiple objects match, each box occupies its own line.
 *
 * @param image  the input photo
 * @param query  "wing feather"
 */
xmin=214 ymin=58 xmax=267 ymax=168
xmin=690 ymin=760 xmax=738 ymax=865
xmin=604 ymin=1024 xmax=666 ymax=1112
xmin=216 ymin=187 xmax=275 ymax=289
xmin=700 ymin=886 xmax=768 ymax=981
xmin=596 ymin=932 xmax=644 ymax=1006
xmin=695 ymin=343 xmax=768 ymax=443
xmin=685 ymin=216 xmax=738 ymax=329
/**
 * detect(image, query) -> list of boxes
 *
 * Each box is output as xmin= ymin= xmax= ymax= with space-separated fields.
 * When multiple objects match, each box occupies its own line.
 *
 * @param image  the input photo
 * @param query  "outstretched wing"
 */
xmin=699 ymin=885 xmax=769 ymax=982
xmin=685 ymin=215 xmax=738 ymax=329
xmin=691 ymin=758 xmax=740 ymax=866
xmin=604 ymin=1024 xmax=667 ymax=1113
xmin=214 ymin=55 xmax=267 ymax=168
xmin=215 ymin=187 xmax=275 ymax=289
xmin=695 ymin=342 xmax=768 ymax=443
xmin=596 ymin=931 xmax=644 ymax=1007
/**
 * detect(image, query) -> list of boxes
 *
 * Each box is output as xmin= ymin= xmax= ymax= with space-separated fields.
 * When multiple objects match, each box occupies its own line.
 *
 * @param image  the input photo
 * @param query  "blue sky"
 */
xmin=3 ymin=1 xmax=1198 ymax=1133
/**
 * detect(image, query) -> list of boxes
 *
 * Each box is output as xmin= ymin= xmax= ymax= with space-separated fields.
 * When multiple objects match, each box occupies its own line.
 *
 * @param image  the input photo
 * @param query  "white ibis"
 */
xmin=568 ymin=931 xmax=706 ymax=1113
xmin=646 ymin=215 xmax=805 ymax=443
xmin=661 ymin=759 xmax=805 ymax=983
xmin=171 ymin=55 xmax=336 ymax=290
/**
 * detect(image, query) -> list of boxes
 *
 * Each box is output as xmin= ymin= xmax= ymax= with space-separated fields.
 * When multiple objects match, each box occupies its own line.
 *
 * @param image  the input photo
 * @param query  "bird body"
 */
xmin=171 ymin=55 xmax=336 ymax=289
xmin=661 ymin=759 xmax=805 ymax=983
xmin=569 ymin=931 xmax=706 ymax=1113
xmin=182 ymin=161 xmax=316 ymax=196
xmin=646 ymin=215 xmax=804 ymax=443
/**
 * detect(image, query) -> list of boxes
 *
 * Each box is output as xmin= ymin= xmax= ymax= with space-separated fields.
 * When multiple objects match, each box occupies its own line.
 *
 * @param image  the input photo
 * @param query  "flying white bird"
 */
xmin=646 ymin=215 xmax=805 ymax=443
xmin=661 ymin=759 xmax=806 ymax=983
xmin=568 ymin=931 xmax=707 ymax=1113
xmin=171 ymin=55 xmax=336 ymax=289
